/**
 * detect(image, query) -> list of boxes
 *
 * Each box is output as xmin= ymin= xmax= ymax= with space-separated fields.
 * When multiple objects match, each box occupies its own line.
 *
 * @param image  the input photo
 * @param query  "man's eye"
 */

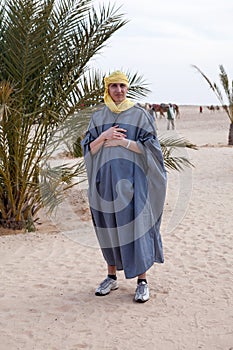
xmin=120 ymin=84 xmax=126 ymax=88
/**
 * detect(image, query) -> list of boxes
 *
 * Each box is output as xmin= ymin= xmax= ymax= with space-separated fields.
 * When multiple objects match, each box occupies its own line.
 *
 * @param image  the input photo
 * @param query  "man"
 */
xmin=167 ymin=103 xmax=175 ymax=130
xmin=82 ymin=71 xmax=166 ymax=302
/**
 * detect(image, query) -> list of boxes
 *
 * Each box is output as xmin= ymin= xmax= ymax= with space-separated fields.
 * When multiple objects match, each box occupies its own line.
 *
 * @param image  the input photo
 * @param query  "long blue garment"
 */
xmin=81 ymin=104 xmax=167 ymax=278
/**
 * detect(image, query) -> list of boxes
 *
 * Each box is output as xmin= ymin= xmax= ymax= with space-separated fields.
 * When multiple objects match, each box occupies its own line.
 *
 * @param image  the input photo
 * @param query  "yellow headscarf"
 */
xmin=104 ymin=71 xmax=134 ymax=113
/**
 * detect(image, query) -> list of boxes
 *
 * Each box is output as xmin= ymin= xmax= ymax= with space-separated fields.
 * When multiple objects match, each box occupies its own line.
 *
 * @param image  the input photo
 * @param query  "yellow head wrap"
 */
xmin=104 ymin=71 xmax=134 ymax=113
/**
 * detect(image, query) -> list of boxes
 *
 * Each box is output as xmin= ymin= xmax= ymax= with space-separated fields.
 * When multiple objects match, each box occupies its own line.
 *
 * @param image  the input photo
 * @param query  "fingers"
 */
xmin=113 ymin=125 xmax=127 ymax=133
xmin=116 ymin=128 xmax=127 ymax=133
xmin=113 ymin=127 xmax=127 ymax=139
xmin=103 ymin=126 xmax=127 ymax=141
xmin=113 ymin=131 xmax=126 ymax=139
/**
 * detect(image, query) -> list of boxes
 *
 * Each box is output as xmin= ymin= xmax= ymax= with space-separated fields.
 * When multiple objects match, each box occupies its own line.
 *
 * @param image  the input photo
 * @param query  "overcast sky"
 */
xmin=91 ymin=0 xmax=233 ymax=105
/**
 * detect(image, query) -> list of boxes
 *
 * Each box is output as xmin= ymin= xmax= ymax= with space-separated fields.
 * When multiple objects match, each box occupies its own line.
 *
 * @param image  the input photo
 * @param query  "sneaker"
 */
xmin=95 ymin=277 xmax=118 ymax=296
xmin=134 ymin=281 xmax=150 ymax=303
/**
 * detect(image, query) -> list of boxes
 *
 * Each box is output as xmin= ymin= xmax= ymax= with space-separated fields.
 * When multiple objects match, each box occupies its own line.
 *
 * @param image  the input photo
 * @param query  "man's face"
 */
xmin=108 ymin=83 xmax=128 ymax=104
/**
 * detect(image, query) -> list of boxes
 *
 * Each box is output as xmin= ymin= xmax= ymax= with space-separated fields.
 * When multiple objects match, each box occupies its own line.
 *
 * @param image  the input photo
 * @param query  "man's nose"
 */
xmin=116 ymin=84 xmax=121 ymax=91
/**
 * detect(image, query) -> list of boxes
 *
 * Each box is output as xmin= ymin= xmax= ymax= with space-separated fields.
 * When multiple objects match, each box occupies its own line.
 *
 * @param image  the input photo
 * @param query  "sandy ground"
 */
xmin=0 ymin=106 xmax=233 ymax=350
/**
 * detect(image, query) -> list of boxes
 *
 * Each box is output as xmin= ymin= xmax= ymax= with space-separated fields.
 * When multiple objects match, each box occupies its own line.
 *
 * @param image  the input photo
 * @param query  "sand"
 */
xmin=0 ymin=106 xmax=233 ymax=350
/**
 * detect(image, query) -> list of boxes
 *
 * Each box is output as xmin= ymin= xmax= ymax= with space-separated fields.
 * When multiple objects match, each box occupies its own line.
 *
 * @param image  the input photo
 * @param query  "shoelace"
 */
xmin=137 ymin=283 xmax=147 ymax=295
xmin=100 ymin=278 xmax=113 ymax=288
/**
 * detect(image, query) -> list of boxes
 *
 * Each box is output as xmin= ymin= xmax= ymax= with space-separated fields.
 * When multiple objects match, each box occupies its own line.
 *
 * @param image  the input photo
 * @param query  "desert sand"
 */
xmin=0 ymin=106 xmax=233 ymax=350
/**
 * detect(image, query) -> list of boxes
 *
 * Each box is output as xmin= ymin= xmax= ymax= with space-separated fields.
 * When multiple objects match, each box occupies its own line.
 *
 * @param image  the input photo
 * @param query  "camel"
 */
xmin=207 ymin=105 xmax=215 ymax=112
xmin=152 ymin=103 xmax=180 ymax=118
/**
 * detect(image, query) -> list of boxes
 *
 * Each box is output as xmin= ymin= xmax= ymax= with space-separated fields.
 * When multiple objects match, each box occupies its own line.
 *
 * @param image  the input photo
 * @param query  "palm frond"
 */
xmin=219 ymin=65 xmax=233 ymax=104
xmin=159 ymin=135 xmax=197 ymax=171
xmin=192 ymin=64 xmax=233 ymax=122
xmin=126 ymin=71 xmax=151 ymax=100
xmin=164 ymin=154 xmax=194 ymax=171
xmin=159 ymin=135 xmax=198 ymax=150
xmin=39 ymin=159 xmax=87 ymax=214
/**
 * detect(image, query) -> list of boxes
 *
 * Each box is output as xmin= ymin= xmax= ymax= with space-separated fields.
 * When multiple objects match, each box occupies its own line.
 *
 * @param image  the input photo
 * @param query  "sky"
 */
xmin=91 ymin=0 xmax=233 ymax=105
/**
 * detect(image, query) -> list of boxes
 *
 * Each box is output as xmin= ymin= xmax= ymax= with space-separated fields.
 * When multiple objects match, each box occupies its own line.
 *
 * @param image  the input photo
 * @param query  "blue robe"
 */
xmin=81 ymin=104 xmax=167 ymax=278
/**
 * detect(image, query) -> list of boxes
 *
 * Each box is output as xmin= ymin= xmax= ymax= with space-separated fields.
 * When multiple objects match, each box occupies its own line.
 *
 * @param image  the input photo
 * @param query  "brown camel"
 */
xmin=152 ymin=103 xmax=180 ymax=118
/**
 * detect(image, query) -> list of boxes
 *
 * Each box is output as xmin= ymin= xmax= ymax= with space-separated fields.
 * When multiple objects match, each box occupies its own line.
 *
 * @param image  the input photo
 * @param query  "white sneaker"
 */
xmin=134 ymin=281 xmax=150 ymax=303
xmin=95 ymin=277 xmax=118 ymax=296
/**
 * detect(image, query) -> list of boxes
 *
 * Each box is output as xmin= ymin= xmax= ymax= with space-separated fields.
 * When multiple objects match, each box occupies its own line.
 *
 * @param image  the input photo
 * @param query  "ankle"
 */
xmin=137 ymin=278 xmax=147 ymax=284
xmin=108 ymin=274 xmax=117 ymax=280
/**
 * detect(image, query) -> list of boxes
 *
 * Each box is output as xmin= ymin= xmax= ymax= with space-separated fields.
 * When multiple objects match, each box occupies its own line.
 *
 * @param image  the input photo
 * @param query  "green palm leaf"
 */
xmin=0 ymin=0 xmax=132 ymax=230
xmin=159 ymin=135 xmax=197 ymax=171
xmin=192 ymin=64 xmax=233 ymax=123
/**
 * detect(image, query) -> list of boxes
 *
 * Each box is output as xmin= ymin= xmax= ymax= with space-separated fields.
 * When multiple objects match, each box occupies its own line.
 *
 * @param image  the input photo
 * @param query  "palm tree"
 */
xmin=192 ymin=65 xmax=233 ymax=145
xmin=0 ymin=0 xmax=151 ymax=230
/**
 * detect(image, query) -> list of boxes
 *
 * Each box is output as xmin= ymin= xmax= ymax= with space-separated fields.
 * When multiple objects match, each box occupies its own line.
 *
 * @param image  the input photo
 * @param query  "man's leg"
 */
xmin=108 ymin=265 xmax=116 ymax=275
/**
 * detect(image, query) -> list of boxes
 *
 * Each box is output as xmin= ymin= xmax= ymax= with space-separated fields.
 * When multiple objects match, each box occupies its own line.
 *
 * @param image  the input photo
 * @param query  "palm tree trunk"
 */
xmin=229 ymin=122 xmax=233 ymax=145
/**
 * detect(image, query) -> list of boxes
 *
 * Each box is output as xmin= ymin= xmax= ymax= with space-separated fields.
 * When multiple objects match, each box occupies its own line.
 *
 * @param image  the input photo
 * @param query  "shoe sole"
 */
xmin=134 ymin=297 xmax=149 ymax=303
xmin=95 ymin=286 xmax=119 ymax=296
